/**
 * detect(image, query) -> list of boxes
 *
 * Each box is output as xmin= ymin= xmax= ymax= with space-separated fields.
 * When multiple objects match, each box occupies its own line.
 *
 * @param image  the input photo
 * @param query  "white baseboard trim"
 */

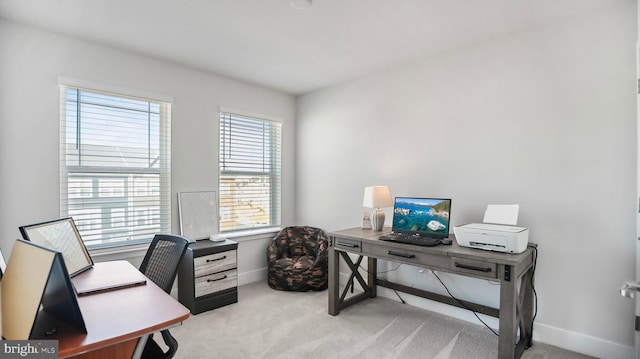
xmin=239 ymin=267 xmax=267 ymax=286
xmin=337 ymin=272 xmax=633 ymax=359
xmin=241 ymin=270 xmax=634 ymax=358
xmin=533 ymin=322 xmax=633 ymax=359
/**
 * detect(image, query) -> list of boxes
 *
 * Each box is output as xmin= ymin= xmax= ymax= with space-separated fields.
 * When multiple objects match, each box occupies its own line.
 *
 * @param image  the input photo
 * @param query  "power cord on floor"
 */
xmin=352 ymin=250 xmax=539 ymax=343
xmin=527 ymin=245 xmax=538 ymax=348
xmin=347 ymin=262 xmax=402 ymax=293
xmin=431 ymin=271 xmax=499 ymax=336
xmin=356 ymin=261 xmax=497 ymax=335
xmin=354 ymin=262 xmax=407 ymax=303
xmin=361 ymin=262 xmax=402 ymax=275
xmin=432 ymin=245 xmax=539 ymax=342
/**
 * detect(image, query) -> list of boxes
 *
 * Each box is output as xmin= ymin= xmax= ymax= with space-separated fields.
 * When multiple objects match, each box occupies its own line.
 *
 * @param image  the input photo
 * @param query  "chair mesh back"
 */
xmin=140 ymin=234 xmax=189 ymax=294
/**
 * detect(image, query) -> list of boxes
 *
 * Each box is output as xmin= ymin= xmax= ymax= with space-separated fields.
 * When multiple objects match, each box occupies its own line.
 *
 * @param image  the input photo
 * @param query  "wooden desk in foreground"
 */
xmin=328 ymin=227 xmax=536 ymax=359
xmin=57 ymin=261 xmax=190 ymax=359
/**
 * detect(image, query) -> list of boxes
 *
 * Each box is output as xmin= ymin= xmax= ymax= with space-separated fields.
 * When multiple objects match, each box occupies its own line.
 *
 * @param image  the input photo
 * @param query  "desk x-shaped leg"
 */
xmin=328 ymin=248 xmax=377 ymax=315
xmin=339 ymin=252 xmax=368 ymax=302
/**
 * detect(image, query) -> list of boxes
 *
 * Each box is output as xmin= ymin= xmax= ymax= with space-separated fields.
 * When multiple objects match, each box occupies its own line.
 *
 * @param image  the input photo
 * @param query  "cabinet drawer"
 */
xmin=450 ymin=257 xmax=497 ymax=279
xmin=194 ymin=250 xmax=236 ymax=278
xmin=333 ymin=237 xmax=362 ymax=253
xmin=195 ymin=269 xmax=238 ymax=297
xmin=362 ymin=242 xmax=449 ymax=269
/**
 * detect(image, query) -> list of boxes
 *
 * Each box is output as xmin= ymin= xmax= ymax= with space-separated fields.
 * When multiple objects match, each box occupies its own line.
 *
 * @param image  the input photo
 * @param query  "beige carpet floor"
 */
xmin=167 ymin=281 xmax=594 ymax=359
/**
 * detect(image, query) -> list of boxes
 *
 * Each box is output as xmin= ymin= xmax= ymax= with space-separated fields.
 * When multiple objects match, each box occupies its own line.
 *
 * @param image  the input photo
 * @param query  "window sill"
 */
xmin=222 ymin=227 xmax=280 ymax=242
xmin=86 ymin=227 xmax=281 ymax=261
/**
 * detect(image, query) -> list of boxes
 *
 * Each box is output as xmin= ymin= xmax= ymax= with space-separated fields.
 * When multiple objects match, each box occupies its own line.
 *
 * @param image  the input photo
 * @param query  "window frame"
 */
xmin=218 ymin=108 xmax=282 ymax=234
xmin=58 ymin=78 xmax=172 ymax=249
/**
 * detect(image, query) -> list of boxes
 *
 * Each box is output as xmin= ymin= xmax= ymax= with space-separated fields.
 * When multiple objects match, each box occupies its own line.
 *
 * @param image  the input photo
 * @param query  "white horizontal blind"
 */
xmin=219 ymin=111 xmax=282 ymax=232
xmin=59 ymin=86 xmax=171 ymax=247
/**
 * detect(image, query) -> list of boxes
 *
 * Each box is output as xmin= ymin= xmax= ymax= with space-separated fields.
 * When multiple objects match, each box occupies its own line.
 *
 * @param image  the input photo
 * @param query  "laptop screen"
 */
xmin=391 ymin=197 xmax=452 ymax=239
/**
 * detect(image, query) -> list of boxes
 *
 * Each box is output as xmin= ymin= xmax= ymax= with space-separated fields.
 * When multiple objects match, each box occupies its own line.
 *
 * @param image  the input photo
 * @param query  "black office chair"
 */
xmin=140 ymin=234 xmax=190 ymax=359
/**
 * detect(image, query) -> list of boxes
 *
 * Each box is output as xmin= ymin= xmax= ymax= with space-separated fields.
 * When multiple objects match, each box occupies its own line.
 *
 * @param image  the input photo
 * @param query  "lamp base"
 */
xmin=371 ymin=208 xmax=385 ymax=231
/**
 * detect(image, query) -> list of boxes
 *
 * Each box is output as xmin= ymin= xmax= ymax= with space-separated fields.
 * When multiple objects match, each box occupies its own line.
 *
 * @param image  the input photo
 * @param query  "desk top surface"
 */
xmin=56 ymin=260 xmax=190 ymax=357
xmin=330 ymin=227 xmax=534 ymax=266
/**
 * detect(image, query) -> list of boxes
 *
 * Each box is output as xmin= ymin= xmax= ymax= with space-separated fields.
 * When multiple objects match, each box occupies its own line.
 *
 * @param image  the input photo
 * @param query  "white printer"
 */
xmin=453 ymin=204 xmax=529 ymax=254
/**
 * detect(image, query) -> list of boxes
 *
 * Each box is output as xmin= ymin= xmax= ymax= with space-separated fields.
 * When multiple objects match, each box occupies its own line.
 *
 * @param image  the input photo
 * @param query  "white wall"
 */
xmin=296 ymin=2 xmax=637 ymax=358
xmin=1 ymin=2 xmax=637 ymax=357
xmin=0 ymin=20 xmax=296 ymax=277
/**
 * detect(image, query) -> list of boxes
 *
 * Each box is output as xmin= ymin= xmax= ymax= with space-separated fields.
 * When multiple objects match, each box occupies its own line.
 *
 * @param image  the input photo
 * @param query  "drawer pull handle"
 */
xmin=207 ymin=275 xmax=228 ymax=282
xmin=388 ymin=250 xmax=415 ymax=259
xmin=454 ymin=262 xmax=492 ymax=273
xmin=337 ymin=241 xmax=359 ymax=248
xmin=206 ymin=256 xmax=227 ymax=263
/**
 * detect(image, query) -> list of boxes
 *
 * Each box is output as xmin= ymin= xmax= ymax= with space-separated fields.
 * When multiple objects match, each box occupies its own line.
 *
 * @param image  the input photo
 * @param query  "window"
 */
xmin=59 ymin=85 xmax=171 ymax=247
xmin=219 ymin=111 xmax=282 ymax=232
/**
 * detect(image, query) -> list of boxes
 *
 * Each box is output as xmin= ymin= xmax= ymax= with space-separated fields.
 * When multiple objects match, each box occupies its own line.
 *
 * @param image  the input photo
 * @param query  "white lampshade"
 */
xmin=362 ymin=186 xmax=393 ymax=208
xmin=363 ymin=186 xmax=393 ymax=231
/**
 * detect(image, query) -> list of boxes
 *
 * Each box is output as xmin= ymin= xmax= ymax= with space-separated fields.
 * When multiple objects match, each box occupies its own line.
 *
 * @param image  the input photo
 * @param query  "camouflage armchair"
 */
xmin=267 ymin=226 xmax=329 ymax=291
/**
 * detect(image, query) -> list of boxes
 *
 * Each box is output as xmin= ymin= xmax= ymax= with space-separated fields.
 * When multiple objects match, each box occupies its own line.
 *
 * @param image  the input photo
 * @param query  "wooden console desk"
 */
xmin=328 ymin=228 xmax=536 ymax=359
xmin=59 ymin=261 xmax=190 ymax=358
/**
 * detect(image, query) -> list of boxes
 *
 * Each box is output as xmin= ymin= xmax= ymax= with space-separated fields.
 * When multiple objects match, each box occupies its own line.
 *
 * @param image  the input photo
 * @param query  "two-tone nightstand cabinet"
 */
xmin=178 ymin=239 xmax=238 ymax=314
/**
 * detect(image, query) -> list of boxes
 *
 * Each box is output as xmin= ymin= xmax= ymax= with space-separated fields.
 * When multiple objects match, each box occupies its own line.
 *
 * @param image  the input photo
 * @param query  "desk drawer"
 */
xmin=363 ymin=242 xmax=449 ymax=269
xmin=195 ymin=269 xmax=238 ymax=297
xmin=450 ymin=257 xmax=497 ymax=279
xmin=194 ymin=250 xmax=236 ymax=278
xmin=333 ymin=237 xmax=362 ymax=253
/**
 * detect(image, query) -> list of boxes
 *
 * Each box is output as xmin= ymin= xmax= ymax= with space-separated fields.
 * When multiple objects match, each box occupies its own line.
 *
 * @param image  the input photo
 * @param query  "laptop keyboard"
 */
xmin=379 ymin=233 xmax=442 ymax=247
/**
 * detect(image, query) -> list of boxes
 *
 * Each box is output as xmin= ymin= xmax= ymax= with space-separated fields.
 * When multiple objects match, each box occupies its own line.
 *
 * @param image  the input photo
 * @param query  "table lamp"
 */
xmin=362 ymin=186 xmax=393 ymax=231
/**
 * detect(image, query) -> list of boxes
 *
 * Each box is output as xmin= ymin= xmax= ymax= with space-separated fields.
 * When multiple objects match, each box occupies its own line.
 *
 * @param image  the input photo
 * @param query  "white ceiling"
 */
xmin=0 ymin=0 xmax=623 ymax=95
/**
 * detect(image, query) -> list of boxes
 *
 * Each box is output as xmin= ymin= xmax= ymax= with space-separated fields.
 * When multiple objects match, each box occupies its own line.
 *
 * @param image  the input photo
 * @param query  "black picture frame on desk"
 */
xmin=0 ymin=248 xmax=5 ymax=280
xmin=19 ymin=217 xmax=93 ymax=277
xmin=2 ymin=239 xmax=87 ymax=339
